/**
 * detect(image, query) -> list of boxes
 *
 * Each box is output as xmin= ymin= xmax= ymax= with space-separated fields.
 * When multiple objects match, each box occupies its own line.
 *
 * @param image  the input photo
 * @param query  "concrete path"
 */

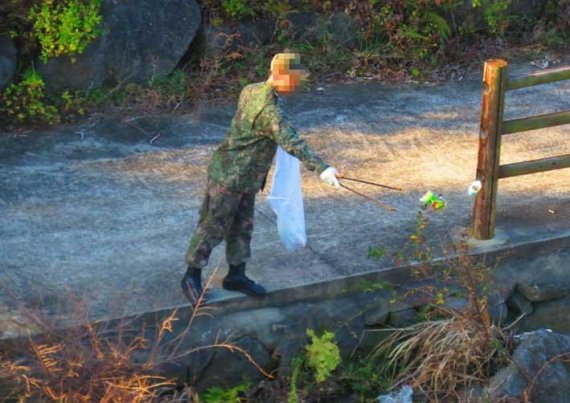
xmin=1 ymin=61 xmax=569 ymax=325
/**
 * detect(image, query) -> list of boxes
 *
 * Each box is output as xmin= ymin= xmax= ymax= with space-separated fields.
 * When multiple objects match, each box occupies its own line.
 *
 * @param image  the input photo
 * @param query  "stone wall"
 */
xmin=114 ymin=237 xmax=570 ymax=392
xmin=1 ymin=235 xmax=568 ymax=399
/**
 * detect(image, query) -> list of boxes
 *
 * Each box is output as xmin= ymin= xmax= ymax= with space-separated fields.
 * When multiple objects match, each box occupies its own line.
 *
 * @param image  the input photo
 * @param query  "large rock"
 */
xmin=193 ymin=25 xmax=240 ymax=57
xmin=517 ymin=294 xmax=570 ymax=335
xmin=487 ymin=330 xmax=570 ymax=402
xmin=506 ymin=290 xmax=533 ymax=316
xmin=330 ymin=12 xmax=360 ymax=48
xmin=286 ymin=12 xmax=321 ymax=42
xmin=196 ymin=334 xmax=274 ymax=391
xmin=0 ymin=36 xmax=17 ymax=91
xmin=38 ymin=0 xmax=201 ymax=93
xmin=514 ymin=252 xmax=570 ymax=302
xmin=239 ymin=19 xmax=274 ymax=47
xmin=517 ymin=281 xmax=568 ymax=302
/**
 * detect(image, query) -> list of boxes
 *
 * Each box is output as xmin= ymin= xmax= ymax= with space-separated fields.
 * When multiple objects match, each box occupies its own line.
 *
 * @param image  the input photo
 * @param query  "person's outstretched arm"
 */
xmin=257 ymin=104 xmax=327 ymax=171
xmin=256 ymin=103 xmax=340 ymax=188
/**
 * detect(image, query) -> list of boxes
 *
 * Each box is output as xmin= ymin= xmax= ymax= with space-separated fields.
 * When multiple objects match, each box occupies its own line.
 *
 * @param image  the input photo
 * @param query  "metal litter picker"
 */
xmin=336 ymin=174 xmax=402 ymax=212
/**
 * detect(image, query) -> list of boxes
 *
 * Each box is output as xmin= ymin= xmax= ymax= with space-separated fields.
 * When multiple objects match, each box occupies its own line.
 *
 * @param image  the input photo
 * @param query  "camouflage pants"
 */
xmin=186 ymin=181 xmax=255 ymax=268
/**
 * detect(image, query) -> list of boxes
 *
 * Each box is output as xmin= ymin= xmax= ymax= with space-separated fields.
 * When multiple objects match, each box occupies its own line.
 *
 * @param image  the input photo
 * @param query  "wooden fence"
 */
xmin=472 ymin=59 xmax=570 ymax=240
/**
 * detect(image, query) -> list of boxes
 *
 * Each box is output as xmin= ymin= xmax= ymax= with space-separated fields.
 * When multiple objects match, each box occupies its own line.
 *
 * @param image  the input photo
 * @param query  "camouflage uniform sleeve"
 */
xmin=255 ymin=103 xmax=329 ymax=174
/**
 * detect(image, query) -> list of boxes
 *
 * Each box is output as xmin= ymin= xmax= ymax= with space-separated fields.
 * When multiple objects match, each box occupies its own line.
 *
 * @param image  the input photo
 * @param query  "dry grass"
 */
xmin=0 ymin=320 xmax=179 ymax=402
xmin=0 ymin=265 xmax=272 ymax=402
xmin=368 ymin=225 xmax=513 ymax=401
xmin=372 ymin=303 xmax=509 ymax=401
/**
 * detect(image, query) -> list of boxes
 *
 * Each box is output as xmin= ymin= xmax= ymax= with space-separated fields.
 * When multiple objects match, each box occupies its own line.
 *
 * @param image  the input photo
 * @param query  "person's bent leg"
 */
xmin=223 ymin=192 xmax=267 ymax=297
xmin=182 ymin=183 xmax=242 ymax=305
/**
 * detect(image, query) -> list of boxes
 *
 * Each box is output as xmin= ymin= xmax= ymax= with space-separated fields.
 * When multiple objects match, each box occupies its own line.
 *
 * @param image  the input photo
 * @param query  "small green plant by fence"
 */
xmin=472 ymin=59 xmax=570 ymax=240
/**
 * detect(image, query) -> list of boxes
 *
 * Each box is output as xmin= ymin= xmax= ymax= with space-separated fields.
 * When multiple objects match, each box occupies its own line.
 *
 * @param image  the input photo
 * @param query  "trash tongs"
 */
xmin=336 ymin=174 xmax=402 ymax=212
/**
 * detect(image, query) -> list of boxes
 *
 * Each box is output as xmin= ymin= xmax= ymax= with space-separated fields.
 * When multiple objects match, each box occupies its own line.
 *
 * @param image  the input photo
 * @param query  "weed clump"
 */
xmin=305 ymin=329 xmax=341 ymax=384
xmin=0 ymin=68 xmax=60 ymax=125
xmin=285 ymin=328 xmax=342 ymax=402
xmin=367 ymin=212 xmax=513 ymax=400
xmin=371 ymin=303 xmax=511 ymax=400
xmin=0 ymin=320 xmax=177 ymax=401
xmin=0 ymin=267 xmax=270 ymax=401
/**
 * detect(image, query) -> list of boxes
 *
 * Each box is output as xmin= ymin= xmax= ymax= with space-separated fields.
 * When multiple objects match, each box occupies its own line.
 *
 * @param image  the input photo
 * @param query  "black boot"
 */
xmin=223 ymin=263 xmax=267 ymax=297
xmin=181 ymin=266 xmax=204 ymax=305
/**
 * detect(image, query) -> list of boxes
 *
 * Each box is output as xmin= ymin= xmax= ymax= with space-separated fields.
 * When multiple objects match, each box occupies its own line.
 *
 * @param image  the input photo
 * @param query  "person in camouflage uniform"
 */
xmin=181 ymin=53 xmax=341 ymax=306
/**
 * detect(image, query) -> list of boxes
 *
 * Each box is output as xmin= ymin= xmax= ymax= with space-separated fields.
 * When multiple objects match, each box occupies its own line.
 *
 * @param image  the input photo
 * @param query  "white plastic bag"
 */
xmin=267 ymin=146 xmax=306 ymax=251
xmin=377 ymin=385 xmax=413 ymax=403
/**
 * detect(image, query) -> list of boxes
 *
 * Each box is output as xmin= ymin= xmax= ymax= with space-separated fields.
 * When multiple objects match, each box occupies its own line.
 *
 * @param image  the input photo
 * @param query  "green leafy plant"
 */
xmin=286 ymin=329 xmax=341 ymax=402
xmin=287 ymin=355 xmax=303 ymax=403
xmin=472 ymin=0 xmax=513 ymax=34
xmin=0 ymin=68 xmax=60 ymax=125
xmin=356 ymin=0 xmax=453 ymax=66
xmin=0 ymin=68 xmax=95 ymax=126
xmin=203 ymin=382 xmax=251 ymax=402
xmin=395 ymin=210 xmax=433 ymax=277
xmin=201 ymin=0 xmax=307 ymax=21
xmin=533 ymin=0 xmax=570 ymax=47
xmin=367 ymin=245 xmax=386 ymax=260
xmin=305 ymin=329 xmax=341 ymax=383
xmin=28 ymin=0 xmax=103 ymax=62
xmin=148 ymin=69 xmax=192 ymax=109
xmin=339 ymin=356 xmax=392 ymax=400
xmin=59 ymin=90 xmax=88 ymax=118
xmin=283 ymin=16 xmax=353 ymax=78
xmin=263 ymin=0 xmax=294 ymax=19
xmin=220 ymin=0 xmax=254 ymax=19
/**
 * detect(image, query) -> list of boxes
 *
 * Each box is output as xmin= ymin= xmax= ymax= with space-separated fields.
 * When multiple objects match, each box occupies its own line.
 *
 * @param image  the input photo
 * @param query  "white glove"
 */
xmin=320 ymin=167 xmax=340 ymax=189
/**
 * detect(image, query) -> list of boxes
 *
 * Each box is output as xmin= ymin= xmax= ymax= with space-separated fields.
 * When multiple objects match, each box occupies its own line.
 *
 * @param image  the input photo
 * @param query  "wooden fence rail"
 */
xmin=472 ymin=59 xmax=570 ymax=240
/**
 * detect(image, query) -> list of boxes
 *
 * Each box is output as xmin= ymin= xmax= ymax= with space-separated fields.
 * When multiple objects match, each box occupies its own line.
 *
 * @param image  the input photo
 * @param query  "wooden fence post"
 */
xmin=472 ymin=59 xmax=509 ymax=240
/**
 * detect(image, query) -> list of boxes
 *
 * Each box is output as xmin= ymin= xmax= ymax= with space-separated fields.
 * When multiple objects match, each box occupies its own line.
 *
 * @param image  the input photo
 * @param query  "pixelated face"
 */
xmin=271 ymin=53 xmax=308 ymax=94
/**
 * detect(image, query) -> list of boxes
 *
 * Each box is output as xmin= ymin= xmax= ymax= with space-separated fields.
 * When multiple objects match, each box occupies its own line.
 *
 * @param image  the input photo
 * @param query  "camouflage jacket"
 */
xmin=207 ymin=82 xmax=329 ymax=193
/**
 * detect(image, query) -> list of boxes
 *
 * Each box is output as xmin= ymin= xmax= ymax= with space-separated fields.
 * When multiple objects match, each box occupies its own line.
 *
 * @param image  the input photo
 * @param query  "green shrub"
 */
xmin=221 ymin=0 xmax=254 ymax=19
xmin=358 ymin=1 xmax=453 ymax=66
xmin=203 ymin=382 xmax=251 ymax=402
xmin=201 ymin=0 xmax=302 ymax=20
xmin=305 ymin=329 xmax=341 ymax=383
xmin=534 ymin=0 xmax=570 ymax=47
xmin=59 ymin=90 xmax=87 ymax=117
xmin=0 ymin=69 xmax=91 ymax=126
xmin=148 ymin=69 xmax=192 ymax=108
xmin=263 ymin=0 xmax=294 ymax=19
xmin=472 ymin=0 xmax=512 ymax=34
xmin=367 ymin=245 xmax=387 ymax=260
xmin=286 ymin=329 xmax=341 ymax=402
xmin=339 ymin=356 xmax=392 ymax=399
xmin=0 ymin=68 xmax=60 ymax=125
xmin=28 ymin=0 xmax=103 ymax=63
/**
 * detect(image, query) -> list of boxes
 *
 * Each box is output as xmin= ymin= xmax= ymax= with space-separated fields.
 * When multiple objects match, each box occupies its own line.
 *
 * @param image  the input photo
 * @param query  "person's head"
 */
xmin=267 ymin=52 xmax=308 ymax=94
